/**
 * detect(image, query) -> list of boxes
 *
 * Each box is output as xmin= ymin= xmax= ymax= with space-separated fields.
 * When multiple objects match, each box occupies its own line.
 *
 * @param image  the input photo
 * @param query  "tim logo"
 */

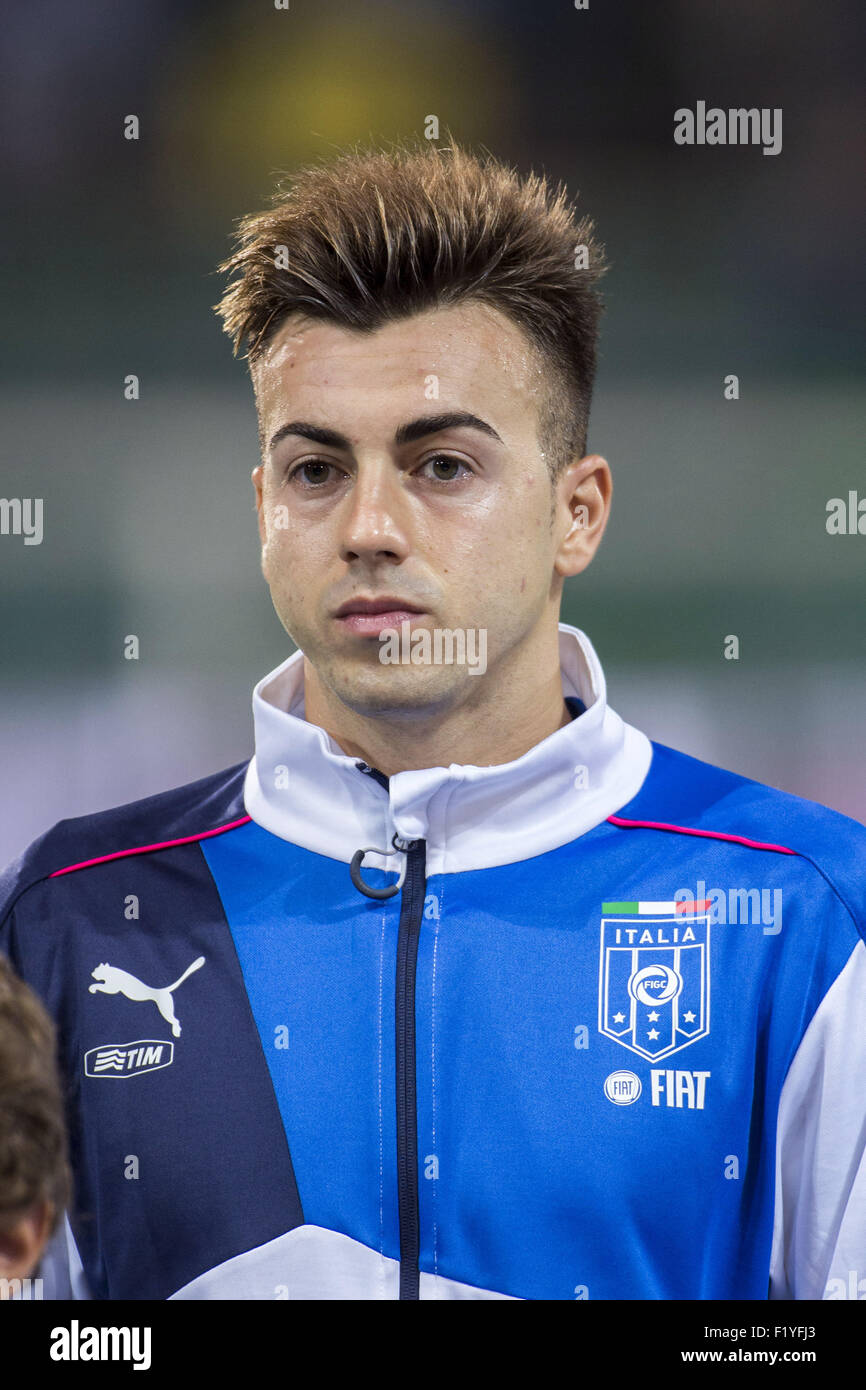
xmin=598 ymin=902 xmax=710 ymax=1061
xmin=84 ymin=1040 xmax=174 ymax=1078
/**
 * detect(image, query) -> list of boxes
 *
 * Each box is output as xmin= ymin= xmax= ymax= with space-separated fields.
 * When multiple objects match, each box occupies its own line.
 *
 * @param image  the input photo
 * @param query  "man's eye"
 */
xmin=419 ymin=454 xmax=471 ymax=482
xmin=288 ymin=460 xmax=337 ymax=486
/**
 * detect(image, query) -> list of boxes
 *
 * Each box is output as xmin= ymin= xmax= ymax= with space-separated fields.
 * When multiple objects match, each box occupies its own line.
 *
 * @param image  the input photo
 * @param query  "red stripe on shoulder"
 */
xmin=49 ymin=815 xmax=253 ymax=878
xmin=606 ymin=814 xmax=797 ymax=856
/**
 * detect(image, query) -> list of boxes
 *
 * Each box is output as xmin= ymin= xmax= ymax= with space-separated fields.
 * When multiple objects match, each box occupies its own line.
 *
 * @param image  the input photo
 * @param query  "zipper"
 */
xmin=356 ymin=761 xmax=428 ymax=1299
xmin=394 ymin=837 xmax=427 ymax=1298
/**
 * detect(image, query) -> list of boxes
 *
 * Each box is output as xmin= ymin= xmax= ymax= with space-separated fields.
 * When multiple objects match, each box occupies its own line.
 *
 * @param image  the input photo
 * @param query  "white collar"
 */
xmin=243 ymin=623 xmax=652 ymax=875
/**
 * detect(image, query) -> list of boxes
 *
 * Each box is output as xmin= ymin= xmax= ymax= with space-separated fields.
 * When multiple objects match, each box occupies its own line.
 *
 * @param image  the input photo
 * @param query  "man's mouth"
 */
xmin=332 ymin=596 xmax=428 ymax=637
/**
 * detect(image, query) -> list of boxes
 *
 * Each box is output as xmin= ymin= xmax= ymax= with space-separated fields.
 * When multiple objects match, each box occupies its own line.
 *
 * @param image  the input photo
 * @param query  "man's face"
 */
xmin=251 ymin=300 xmax=608 ymax=718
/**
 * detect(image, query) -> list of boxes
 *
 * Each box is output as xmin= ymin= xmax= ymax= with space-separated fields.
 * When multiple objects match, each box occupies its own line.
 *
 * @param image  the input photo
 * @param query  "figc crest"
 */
xmin=598 ymin=900 xmax=711 ymax=1061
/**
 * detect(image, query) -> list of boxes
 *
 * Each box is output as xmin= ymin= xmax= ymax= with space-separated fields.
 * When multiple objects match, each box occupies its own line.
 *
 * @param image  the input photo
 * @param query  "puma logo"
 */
xmin=88 ymin=957 xmax=205 ymax=1038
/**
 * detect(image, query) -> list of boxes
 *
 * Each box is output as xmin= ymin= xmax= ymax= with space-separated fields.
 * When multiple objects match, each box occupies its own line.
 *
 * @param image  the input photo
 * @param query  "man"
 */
xmin=0 ymin=954 xmax=71 ymax=1296
xmin=2 ymin=140 xmax=864 ymax=1300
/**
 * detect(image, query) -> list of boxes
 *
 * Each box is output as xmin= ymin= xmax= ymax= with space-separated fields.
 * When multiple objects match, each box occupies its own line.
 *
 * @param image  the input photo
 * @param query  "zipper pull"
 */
xmin=349 ymin=833 xmax=419 ymax=900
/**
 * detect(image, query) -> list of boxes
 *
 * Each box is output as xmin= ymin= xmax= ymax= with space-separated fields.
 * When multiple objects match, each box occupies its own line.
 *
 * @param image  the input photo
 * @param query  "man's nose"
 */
xmin=338 ymin=460 xmax=411 ymax=564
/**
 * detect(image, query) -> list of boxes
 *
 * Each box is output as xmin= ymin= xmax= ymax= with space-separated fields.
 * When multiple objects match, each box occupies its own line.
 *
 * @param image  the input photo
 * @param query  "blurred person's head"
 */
xmin=214 ymin=139 xmax=611 ymax=737
xmin=0 ymin=953 xmax=71 ymax=1293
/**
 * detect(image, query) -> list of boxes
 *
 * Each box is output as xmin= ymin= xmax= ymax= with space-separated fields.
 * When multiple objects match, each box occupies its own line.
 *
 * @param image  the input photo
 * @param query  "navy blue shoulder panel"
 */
xmin=0 ymin=757 xmax=306 ymax=1299
xmin=0 ymin=759 xmax=250 ymax=922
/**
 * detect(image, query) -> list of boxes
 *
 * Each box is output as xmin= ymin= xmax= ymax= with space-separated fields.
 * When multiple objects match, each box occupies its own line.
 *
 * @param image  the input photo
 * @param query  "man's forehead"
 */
xmin=252 ymin=302 xmax=547 ymax=413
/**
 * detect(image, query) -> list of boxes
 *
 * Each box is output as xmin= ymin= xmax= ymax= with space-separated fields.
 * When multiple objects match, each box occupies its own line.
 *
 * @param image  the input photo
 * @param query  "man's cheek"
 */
xmin=260 ymin=527 xmax=291 ymax=589
xmin=263 ymin=516 xmax=301 ymax=563
xmin=265 ymin=531 xmax=315 ymax=605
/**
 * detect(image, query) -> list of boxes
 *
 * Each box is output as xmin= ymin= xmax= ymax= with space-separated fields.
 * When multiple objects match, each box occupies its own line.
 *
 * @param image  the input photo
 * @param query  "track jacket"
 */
xmin=2 ymin=624 xmax=865 ymax=1300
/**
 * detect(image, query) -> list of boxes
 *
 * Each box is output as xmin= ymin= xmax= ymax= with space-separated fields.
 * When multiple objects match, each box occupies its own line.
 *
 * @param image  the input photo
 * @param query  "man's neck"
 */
xmin=302 ymin=631 xmax=572 ymax=776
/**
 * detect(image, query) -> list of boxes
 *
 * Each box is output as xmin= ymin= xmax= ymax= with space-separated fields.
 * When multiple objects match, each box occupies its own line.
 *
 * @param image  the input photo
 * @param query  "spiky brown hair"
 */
xmin=214 ymin=139 xmax=607 ymax=478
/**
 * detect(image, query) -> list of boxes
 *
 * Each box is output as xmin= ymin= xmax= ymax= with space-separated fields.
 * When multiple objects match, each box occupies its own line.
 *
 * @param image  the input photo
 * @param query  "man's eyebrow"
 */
xmin=266 ymin=412 xmax=503 ymax=454
xmin=267 ymin=421 xmax=349 ymax=452
xmin=394 ymin=412 xmax=503 ymax=446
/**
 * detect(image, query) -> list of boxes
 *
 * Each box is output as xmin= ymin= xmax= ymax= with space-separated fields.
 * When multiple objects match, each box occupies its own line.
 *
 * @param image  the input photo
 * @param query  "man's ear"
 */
xmin=553 ymin=454 xmax=612 ymax=579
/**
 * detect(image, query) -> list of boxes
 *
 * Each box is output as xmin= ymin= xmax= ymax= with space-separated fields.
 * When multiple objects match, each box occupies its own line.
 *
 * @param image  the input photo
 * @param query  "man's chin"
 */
xmin=318 ymin=661 xmax=480 ymax=721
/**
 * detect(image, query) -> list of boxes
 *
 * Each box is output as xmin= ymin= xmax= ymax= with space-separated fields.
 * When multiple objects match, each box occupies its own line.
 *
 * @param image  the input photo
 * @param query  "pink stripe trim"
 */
xmin=49 ymin=815 xmax=253 ymax=878
xmin=606 ymin=815 xmax=797 ymax=856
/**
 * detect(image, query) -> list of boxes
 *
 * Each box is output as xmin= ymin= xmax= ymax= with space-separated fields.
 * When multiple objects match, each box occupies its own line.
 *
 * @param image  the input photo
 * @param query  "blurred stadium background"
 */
xmin=1 ymin=0 xmax=863 ymax=863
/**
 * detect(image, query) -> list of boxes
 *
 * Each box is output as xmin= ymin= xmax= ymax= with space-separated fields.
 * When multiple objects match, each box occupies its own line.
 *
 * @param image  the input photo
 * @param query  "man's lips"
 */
xmin=332 ymin=597 xmax=428 ymax=637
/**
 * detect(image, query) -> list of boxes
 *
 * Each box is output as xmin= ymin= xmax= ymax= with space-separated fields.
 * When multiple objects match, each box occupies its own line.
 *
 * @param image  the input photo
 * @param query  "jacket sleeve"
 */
xmin=769 ymin=935 xmax=866 ymax=1299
